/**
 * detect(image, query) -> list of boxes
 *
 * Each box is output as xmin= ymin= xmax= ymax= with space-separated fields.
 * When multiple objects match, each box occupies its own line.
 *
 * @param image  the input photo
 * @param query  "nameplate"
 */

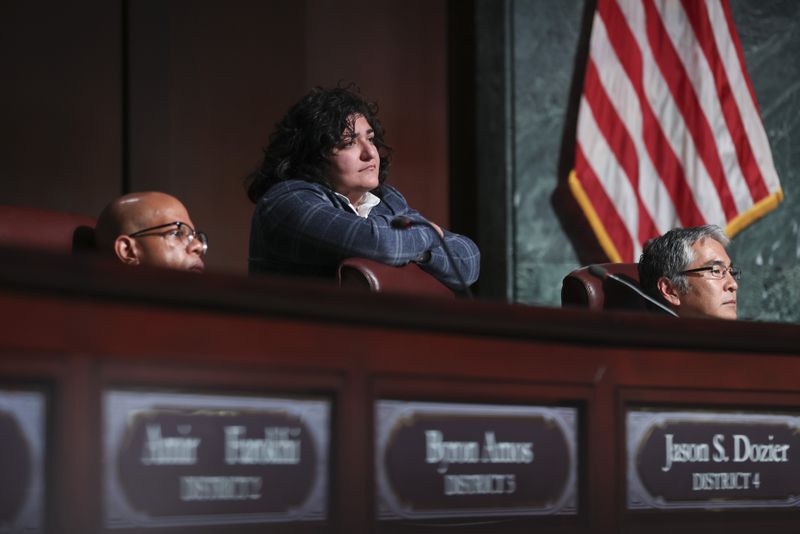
xmin=376 ymin=401 xmax=578 ymax=520
xmin=627 ymin=409 xmax=800 ymax=510
xmin=104 ymin=390 xmax=329 ymax=528
xmin=0 ymin=388 xmax=46 ymax=533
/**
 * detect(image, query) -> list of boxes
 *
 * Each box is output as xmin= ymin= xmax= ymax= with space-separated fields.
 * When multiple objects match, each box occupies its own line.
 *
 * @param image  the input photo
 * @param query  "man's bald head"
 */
xmin=95 ymin=192 xmax=205 ymax=272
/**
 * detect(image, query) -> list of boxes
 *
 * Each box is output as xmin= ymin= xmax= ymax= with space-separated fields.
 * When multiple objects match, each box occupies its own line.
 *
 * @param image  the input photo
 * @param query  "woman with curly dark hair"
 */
xmin=245 ymin=85 xmax=480 ymax=290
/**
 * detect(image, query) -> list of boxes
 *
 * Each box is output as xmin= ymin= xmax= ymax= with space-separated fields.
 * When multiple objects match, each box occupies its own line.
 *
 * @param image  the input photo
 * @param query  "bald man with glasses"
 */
xmin=95 ymin=192 xmax=207 ymax=272
xmin=638 ymin=225 xmax=740 ymax=320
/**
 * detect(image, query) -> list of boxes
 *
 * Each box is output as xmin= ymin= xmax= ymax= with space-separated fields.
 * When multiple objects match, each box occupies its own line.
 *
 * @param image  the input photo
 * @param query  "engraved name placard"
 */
xmin=104 ymin=390 xmax=329 ymax=529
xmin=627 ymin=409 xmax=800 ymax=510
xmin=0 ymin=388 xmax=45 ymax=533
xmin=376 ymin=401 xmax=578 ymax=520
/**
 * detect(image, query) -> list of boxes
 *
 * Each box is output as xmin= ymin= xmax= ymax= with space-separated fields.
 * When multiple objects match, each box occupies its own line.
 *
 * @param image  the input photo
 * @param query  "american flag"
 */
xmin=571 ymin=0 xmax=783 ymax=262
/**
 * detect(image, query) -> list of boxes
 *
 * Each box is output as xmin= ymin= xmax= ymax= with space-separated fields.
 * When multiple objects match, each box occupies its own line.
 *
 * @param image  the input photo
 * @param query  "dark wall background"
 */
xmin=1 ymin=0 xmax=448 ymax=274
xmin=1 ymin=0 xmax=798 ymax=322
xmin=0 ymin=0 xmax=122 ymax=214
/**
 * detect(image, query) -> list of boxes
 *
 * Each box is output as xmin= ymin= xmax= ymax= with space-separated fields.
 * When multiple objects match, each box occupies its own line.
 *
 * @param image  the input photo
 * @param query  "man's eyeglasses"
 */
xmin=680 ymin=264 xmax=741 ymax=280
xmin=128 ymin=221 xmax=208 ymax=255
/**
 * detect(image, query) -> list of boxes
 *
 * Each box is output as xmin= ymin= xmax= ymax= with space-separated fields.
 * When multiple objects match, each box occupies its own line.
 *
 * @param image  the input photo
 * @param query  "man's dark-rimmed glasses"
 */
xmin=128 ymin=221 xmax=208 ymax=255
xmin=680 ymin=264 xmax=740 ymax=280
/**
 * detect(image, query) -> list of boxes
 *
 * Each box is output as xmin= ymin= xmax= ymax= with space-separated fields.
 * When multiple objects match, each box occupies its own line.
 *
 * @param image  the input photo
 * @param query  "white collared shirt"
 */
xmin=335 ymin=191 xmax=381 ymax=218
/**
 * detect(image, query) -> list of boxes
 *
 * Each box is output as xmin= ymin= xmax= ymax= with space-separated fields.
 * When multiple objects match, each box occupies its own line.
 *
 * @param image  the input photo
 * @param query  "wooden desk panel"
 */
xmin=0 ymin=249 xmax=798 ymax=533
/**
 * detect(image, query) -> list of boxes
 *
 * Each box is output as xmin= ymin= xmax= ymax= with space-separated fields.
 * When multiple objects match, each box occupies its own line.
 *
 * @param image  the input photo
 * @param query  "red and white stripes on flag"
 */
xmin=570 ymin=0 xmax=782 ymax=262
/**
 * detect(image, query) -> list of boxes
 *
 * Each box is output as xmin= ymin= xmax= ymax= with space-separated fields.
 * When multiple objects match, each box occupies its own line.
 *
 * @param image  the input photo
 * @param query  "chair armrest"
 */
xmin=0 ymin=205 xmax=96 ymax=254
xmin=561 ymin=262 xmax=645 ymax=311
xmin=337 ymin=258 xmax=454 ymax=298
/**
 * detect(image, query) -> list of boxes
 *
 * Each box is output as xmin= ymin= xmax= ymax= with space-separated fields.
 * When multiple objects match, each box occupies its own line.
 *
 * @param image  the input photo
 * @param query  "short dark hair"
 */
xmin=245 ymin=84 xmax=392 ymax=203
xmin=638 ymin=225 xmax=730 ymax=300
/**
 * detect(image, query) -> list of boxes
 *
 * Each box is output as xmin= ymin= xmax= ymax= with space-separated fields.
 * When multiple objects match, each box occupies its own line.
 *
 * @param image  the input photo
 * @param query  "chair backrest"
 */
xmin=0 ymin=205 xmax=96 ymax=254
xmin=337 ymin=257 xmax=454 ymax=298
xmin=561 ymin=262 xmax=648 ymax=311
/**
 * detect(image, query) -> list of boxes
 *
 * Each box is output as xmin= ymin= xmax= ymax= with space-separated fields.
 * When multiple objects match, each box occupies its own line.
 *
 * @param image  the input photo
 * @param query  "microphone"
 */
xmin=587 ymin=264 xmax=678 ymax=317
xmin=391 ymin=216 xmax=473 ymax=299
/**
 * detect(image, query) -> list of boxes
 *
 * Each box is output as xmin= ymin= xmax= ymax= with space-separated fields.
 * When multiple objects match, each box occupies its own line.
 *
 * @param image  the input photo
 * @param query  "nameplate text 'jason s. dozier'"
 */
xmin=662 ymin=433 xmax=790 ymax=472
xmin=660 ymin=433 xmax=790 ymax=493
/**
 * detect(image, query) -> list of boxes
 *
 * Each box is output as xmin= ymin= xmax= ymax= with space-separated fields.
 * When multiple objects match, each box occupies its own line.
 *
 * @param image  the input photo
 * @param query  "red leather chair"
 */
xmin=561 ymin=263 xmax=648 ymax=311
xmin=0 ymin=205 xmax=96 ymax=254
xmin=337 ymin=258 xmax=454 ymax=298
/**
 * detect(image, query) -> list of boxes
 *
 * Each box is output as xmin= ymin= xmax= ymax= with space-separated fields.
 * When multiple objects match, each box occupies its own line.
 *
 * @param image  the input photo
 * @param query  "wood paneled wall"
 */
xmin=0 ymin=0 xmax=449 ymax=275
